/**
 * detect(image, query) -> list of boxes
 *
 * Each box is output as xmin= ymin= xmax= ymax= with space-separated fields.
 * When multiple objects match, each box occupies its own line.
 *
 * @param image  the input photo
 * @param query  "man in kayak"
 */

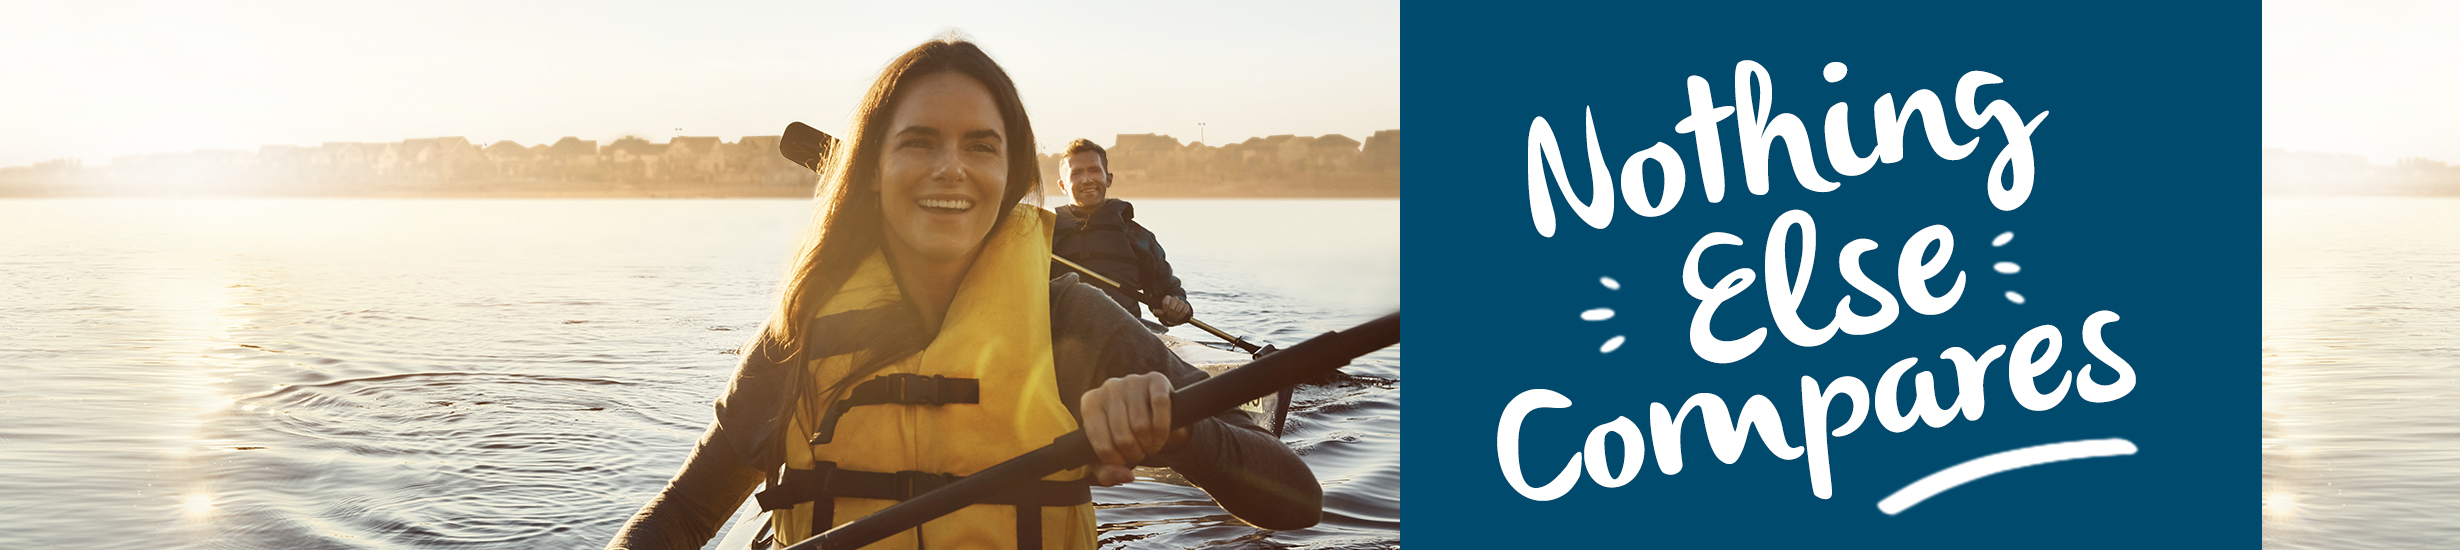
xmin=1051 ymin=138 xmax=1194 ymax=328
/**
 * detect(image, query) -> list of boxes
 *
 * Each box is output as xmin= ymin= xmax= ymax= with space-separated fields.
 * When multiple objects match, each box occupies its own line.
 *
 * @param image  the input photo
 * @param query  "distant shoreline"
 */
xmin=0 ymin=131 xmax=1401 ymax=199
xmin=0 ymin=185 xmax=1399 ymax=200
xmin=2266 ymin=148 xmax=2460 ymax=196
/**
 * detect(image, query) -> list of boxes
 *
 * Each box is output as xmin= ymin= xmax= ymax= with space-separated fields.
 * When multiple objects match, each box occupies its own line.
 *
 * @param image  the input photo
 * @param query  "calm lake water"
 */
xmin=2265 ymin=196 xmax=2460 ymax=549
xmin=0 ymin=197 xmax=1399 ymax=549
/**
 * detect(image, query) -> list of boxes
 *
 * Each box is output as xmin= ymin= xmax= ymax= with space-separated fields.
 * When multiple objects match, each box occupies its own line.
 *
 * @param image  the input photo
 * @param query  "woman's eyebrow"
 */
xmin=890 ymin=127 xmax=998 ymax=142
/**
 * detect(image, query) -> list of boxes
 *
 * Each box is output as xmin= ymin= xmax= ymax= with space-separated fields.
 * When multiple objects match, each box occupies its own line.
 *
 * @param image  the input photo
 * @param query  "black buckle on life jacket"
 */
xmin=755 ymin=461 xmax=838 ymax=511
xmin=809 ymin=374 xmax=982 ymax=444
xmin=758 ymin=462 xmax=1093 ymax=509
xmin=887 ymin=374 xmax=950 ymax=405
xmin=752 ymin=461 xmax=1092 ymax=549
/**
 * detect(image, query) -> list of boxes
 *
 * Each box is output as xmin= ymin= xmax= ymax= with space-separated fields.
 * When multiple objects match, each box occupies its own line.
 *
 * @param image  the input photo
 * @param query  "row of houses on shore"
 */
xmin=1061 ymin=130 xmax=1399 ymax=194
xmin=0 ymin=135 xmax=816 ymax=196
xmin=0 ymin=129 xmax=1403 ymax=197
xmin=2265 ymin=148 xmax=2460 ymax=196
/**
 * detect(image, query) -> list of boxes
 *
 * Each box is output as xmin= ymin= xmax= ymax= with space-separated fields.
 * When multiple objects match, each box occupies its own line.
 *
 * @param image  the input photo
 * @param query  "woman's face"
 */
xmin=875 ymin=71 xmax=1010 ymax=269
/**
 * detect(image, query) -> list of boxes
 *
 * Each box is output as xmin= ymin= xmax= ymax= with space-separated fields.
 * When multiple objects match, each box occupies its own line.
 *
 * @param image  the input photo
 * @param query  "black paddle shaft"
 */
xmin=1051 ymin=256 xmax=1269 ymax=355
xmin=780 ymin=312 xmax=1399 ymax=550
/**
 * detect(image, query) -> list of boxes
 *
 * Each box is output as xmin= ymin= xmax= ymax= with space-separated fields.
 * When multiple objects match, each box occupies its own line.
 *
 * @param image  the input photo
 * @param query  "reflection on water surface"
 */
xmin=2266 ymin=196 xmax=2460 ymax=549
xmin=0 ymin=198 xmax=1398 ymax=549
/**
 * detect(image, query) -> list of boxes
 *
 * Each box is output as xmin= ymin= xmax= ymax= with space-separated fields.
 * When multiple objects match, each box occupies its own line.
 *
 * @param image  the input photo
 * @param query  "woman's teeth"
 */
xmin=918 ymin=198 xmax=973 ymax=212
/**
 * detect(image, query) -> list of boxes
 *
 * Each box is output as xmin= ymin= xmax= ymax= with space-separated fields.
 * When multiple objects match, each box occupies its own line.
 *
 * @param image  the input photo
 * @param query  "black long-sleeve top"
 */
xmin=1052 ymin=199 xmax=1186 ymax=320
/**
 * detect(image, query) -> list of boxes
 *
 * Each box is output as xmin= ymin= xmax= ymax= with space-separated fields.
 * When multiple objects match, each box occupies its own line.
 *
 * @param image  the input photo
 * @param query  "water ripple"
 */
xmin=2267 ymin=197 xmax=2460 ymax=549
xmin=0 ymin=198 xmax=1398 ymax=549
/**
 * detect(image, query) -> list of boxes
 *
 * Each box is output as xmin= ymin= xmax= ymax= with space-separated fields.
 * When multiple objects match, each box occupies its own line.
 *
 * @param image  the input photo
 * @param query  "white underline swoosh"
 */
xmin=1877 ymin=438 xmax=2138 ymax=515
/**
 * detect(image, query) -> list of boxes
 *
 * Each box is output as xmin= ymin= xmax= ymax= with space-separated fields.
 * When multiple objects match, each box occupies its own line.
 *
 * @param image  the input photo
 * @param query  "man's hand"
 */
xmin=1156 ymin=295 xmax=1194 ymax=326
xmin=1081 ymin=372 xmax=1191 ymax=486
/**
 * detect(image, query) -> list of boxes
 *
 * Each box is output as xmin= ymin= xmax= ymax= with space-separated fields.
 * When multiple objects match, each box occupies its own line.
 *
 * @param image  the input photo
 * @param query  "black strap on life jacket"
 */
xmin=756 ymin=461 xmax=1092 ymax=550
xmin=777 ymin=305 xmax=1071 ymax=547
xmin=809 ymin=373 xmax=981 ymax=445
xmin=804 ymin=306 xmax=924 ymax=359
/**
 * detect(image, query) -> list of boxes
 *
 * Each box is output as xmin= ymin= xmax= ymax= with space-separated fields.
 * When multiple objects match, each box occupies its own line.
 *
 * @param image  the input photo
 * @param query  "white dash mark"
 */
xmin=1600 ymin=276 xmax=1620 ymax=290
xmin=1992 ymin=231 xmax=2014 ymax=247
xmin=2004 ymin=291 xmax=2026 ymax=305
xmin=1994 ymin=261 xmax=2021 ymax=274
xmin=1600 ymin=335 xmax=1626 ymax=353
xmin=1581 ymin=308 xmax=1614 ymax=321
xmin=1877 ymin=438 xmax=2137 ymax=515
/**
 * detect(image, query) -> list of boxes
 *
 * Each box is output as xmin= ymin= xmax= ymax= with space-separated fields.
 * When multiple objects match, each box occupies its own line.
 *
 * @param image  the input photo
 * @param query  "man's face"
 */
xmin=1061 ymin=150 xmax=1108 ymax=210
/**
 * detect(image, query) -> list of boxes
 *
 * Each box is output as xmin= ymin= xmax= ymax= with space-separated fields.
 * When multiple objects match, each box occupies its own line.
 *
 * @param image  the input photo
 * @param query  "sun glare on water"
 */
xmin=2265 ymin=488 xmax=2300 ymax=523
xmin=182 ymin=493 xmax=214 ymax=517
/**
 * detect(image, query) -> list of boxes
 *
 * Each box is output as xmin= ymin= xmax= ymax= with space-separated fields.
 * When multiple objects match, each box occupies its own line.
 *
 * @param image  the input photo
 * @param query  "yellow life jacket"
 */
xmin=756 ymin=204 xmax=1093 ymax=550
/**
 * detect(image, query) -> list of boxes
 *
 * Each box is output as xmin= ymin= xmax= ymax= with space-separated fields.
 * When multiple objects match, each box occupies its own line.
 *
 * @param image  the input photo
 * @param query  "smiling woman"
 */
xmin=876 ymin=71 xmax=1016 ymax=327
xmin=602 ymin=36 xmax=1320 ymax=550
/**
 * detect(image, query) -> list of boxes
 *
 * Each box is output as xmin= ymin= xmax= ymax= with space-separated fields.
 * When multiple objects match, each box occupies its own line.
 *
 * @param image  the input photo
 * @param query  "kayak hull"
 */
xmin=1159 ymin=333 xmax=1290 ymax=436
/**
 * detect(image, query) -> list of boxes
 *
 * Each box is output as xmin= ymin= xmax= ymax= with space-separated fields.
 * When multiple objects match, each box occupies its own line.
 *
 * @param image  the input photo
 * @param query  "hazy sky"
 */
xmin=2266 ymin=0 xmax=2460 ymax=164
xmin=0 ymin=0 xmax=1398 ymax=168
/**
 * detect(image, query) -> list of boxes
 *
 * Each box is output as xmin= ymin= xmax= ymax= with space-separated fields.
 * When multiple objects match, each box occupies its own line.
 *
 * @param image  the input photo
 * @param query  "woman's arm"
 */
xmin=1053 ymin=275 xmax=1323 ymax=530
xmin=603 ymin=422 xmax=767 ymax=550
xmin=1141 ymin=363 xmax=1323 ymax=530
xmin=1081 ymin=372 xmax=1323 ymax=530
xmin=606 ymin=336 xmax=798 ymax=550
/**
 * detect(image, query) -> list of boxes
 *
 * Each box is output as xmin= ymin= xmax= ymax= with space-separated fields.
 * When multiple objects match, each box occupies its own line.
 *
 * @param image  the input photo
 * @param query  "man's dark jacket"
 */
xmin=1051 ymin=198 xmax=1185 ymax=320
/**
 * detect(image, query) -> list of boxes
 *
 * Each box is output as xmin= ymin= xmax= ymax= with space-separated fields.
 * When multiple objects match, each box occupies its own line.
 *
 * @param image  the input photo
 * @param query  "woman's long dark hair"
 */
xmin=759 ymin=35 xmax=1041 ymax=403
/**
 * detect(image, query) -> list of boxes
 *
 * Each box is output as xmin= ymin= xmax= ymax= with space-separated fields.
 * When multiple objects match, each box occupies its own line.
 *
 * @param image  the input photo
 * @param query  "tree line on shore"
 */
xmin=0 ymin=129 xmax=1401 ymax=198
xmin=2266 ymin=148 xmax=2460 ymax=196
xmin=1064 ymin=130 xmax=1399 ymax=197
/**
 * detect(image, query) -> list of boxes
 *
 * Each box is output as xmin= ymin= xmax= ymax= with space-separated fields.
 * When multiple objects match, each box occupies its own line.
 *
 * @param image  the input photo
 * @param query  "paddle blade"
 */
xmin=781 ymin=121 xmax=838 ymax=172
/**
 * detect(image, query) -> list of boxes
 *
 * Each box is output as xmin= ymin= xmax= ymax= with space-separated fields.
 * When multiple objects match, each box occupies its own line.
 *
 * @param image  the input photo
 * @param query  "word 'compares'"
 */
xmin=1498 ymin=311 xmax=2135 ymax=501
